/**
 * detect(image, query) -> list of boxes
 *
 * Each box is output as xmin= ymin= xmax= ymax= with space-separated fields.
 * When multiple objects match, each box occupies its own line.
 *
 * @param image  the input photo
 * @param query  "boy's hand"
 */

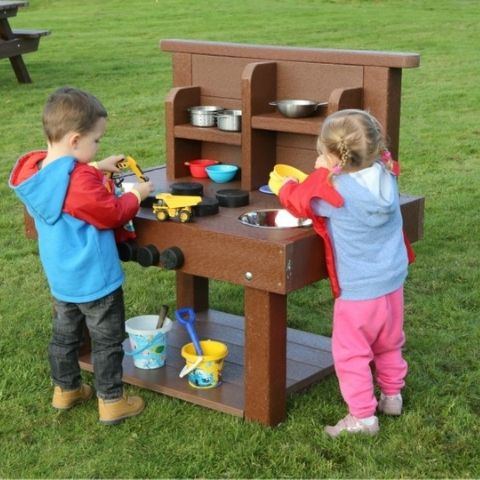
xmin=97 ymin=155 xmax=124 ymax=173
xmin=132 ymin=181 xmax=155 ymax=201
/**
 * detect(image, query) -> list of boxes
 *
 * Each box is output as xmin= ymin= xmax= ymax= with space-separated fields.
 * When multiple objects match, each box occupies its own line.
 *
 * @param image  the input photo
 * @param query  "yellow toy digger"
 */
xmin=107 ymin=155 xmax=149 ymax=240
xmin=152 ymin=194 xmax=202 ymax=223
xmin=116 ymin=155 xmax=149 ymax=182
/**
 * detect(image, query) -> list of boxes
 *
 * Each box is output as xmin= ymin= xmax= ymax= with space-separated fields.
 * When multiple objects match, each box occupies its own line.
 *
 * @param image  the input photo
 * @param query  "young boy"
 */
xmin=9 ymin=87 xmax=154 ymax=425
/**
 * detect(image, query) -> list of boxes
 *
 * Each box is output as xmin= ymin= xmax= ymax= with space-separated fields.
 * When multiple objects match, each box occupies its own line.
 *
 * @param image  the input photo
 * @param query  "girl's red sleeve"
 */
xmin=63 ymin=163 xmax=139 ymax=229
xmin=278 ymin=168 xmax=344 ymax=298
xmin=278 ymin=167 xmax=344 ymax=217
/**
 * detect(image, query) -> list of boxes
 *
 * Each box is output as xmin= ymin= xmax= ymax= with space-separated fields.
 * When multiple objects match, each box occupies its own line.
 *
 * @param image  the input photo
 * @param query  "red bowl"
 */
xmin=184 ymin=159 xmax=219 ymax=178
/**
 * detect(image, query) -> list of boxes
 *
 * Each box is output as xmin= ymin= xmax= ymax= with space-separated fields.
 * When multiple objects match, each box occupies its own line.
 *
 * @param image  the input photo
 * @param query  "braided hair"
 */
xmin=317 ymin=109 xmax=387 ymax=174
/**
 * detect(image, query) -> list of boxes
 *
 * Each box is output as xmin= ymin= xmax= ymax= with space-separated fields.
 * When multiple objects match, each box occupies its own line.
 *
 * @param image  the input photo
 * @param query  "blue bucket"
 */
xmin=125 ymin=315 xmax=172 ymax=369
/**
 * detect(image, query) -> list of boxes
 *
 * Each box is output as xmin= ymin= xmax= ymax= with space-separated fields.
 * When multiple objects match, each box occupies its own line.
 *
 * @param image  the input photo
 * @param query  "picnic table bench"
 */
xmin=0 ymin=1 xmax=50 ymax=83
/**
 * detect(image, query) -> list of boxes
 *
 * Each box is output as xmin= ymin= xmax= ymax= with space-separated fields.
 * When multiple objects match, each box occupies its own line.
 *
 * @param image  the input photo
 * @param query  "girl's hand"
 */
xmin=132 ymin=181 xmax=155 ymax=201
xmin=97 ymin=155 xmax=124 ymax=173
xmin=282 ymin=176 xmax=299 ymax=186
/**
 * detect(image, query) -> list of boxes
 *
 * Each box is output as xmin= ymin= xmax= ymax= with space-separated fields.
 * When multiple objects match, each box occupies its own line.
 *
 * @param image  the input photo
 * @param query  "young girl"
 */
xmin=279 ymin=109 xmax=413 ymax=437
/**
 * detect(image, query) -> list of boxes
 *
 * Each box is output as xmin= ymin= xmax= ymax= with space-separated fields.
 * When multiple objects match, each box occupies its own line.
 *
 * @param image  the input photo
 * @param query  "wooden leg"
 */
xmin=9 ymin=55 xmax=32 ymax=83
xmin=176 ymin=272 xmax=209 ymax=311
xmin=244 ymin=287 xmax=287 ymax=426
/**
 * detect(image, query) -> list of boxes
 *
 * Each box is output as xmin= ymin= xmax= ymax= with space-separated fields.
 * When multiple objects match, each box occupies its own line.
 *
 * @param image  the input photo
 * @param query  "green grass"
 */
xmin=1 ymin=0 xmax=479 ymax=477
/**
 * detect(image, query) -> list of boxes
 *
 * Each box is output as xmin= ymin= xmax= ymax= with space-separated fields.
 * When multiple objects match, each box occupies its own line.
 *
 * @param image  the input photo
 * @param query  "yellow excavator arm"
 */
xmin=117 ymin=155 xmax=149 ymax=182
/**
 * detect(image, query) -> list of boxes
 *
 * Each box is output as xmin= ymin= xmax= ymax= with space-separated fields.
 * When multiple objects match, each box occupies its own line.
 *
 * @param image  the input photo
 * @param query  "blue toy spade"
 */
xmin=175 ymin=307 xmax=203 ymax=355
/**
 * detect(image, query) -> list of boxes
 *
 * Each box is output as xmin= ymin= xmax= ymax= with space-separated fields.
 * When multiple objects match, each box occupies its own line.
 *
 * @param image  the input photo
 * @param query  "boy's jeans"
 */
xmin=49 ymin=287 xmax=125 ymax=400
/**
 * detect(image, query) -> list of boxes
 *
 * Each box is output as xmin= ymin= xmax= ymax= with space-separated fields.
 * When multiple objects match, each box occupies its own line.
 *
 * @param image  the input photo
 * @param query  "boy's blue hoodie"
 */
xmin=9 ymin=151 xmax=136 ymax=303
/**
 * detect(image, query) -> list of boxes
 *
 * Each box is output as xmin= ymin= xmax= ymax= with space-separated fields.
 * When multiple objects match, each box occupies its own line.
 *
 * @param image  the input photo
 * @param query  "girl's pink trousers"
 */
xmin=332 ymin=286 xmax=408 ymax=418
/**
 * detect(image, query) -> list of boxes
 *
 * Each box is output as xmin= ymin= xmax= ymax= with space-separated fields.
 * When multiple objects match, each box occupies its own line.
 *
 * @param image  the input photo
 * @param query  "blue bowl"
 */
xmin=205 ymin=164 xmax=239 ymax=183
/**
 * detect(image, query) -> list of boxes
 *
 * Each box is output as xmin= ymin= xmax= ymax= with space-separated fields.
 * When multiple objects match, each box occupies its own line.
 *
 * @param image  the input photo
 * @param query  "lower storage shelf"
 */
xmin=79 ymin=309 xmax=334 ymax=418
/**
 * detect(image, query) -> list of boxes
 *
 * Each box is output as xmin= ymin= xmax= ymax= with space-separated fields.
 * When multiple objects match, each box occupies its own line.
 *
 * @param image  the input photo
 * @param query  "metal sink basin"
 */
xmin=238 ymin=209 xmax=312 ymax=229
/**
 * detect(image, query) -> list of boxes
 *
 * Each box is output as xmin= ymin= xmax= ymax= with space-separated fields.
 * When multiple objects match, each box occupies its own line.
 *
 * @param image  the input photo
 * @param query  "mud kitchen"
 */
xmin=24 ymin=39 xmax=424 ymax=426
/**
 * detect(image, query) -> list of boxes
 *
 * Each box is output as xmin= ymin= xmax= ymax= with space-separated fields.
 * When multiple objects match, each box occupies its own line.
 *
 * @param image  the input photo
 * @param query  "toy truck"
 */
xmin=152 ymin=194 xmax=202 ymax=223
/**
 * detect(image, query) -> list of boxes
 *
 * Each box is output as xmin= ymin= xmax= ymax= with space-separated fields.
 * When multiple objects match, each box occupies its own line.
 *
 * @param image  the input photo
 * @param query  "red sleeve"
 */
xmin=278 ymin=180 xmax=309 ymax=218
xmin=63 ymin=163 xmax=139 ymax=229
xmin=278 ymin=167 xmax=344 ymax=218
xmin=404 ymin=231 xmax=416 ymax=264
xmin=279 ymin=167 xmax=344 ymax=299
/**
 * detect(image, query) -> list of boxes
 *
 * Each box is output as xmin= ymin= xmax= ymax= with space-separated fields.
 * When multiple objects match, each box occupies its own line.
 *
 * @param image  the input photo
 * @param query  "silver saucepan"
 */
xmin=215 ymin=109 xmax=242 ymax=132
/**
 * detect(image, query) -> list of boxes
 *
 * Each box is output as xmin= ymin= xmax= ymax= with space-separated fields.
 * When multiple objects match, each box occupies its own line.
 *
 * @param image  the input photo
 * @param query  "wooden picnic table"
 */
xmin=0 ymin=0 xmax=50 ymax=82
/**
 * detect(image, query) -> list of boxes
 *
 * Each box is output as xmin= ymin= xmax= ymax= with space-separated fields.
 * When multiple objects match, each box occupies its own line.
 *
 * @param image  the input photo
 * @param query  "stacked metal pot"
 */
xmin=188 ymin=106 xmax=242 ymax=131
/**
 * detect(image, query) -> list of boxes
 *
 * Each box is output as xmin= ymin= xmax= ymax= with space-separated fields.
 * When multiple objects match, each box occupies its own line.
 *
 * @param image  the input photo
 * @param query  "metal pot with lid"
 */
xmin=188 ymin=106 xmax=224 ymax=127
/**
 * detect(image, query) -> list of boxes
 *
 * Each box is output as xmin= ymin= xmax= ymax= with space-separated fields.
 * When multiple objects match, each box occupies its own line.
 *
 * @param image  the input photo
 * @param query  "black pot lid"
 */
xmin=170 ymin=182 xmax=204 ymax=196
xmin=193 ymin=196 xmax=219 ymax=216
xmin=216 ymin=189 xmax=250 ymax=207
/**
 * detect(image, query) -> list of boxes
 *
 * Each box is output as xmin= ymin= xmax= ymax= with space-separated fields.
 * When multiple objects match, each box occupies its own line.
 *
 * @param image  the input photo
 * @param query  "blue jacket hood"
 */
xmin=11 ymin=154 xmax=75 ymax=225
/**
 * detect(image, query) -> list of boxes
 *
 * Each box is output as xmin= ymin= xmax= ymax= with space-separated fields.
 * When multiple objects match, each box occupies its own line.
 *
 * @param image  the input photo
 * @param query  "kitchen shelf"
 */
xmin=174 ymin=124 xmax=242 ymax=145
xmin=251 ymin=111 xmax=326 ymax=136
xmin=166 ymin=62 xmax=363 ymax=190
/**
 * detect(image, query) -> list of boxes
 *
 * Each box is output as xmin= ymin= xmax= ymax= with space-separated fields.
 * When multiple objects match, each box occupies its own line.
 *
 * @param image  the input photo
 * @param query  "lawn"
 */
xmin=0 ymin=0 xmax=479 ymax=478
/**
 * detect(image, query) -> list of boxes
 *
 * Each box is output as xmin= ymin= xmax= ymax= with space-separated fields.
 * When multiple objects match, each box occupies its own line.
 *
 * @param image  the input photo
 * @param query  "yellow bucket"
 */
xmin=180 ymin=340 xmax=228 ymax=389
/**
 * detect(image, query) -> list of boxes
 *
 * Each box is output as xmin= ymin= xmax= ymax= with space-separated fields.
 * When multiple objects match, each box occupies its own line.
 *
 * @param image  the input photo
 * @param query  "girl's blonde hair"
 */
xmin=42 ymin=87 xmax=107 ymax=143
xmin=317 ymin=109 xmax=387 ymax=170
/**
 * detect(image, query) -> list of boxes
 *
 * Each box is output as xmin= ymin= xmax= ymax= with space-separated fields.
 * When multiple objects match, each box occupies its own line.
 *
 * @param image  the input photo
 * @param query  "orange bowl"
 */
xmin=185 ymin=159 xmax=219 ymax=178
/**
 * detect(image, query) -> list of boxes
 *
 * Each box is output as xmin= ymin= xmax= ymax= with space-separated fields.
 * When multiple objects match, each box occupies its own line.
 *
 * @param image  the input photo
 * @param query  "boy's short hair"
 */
xmin=42 ymin=87 xmax=108 ymax=143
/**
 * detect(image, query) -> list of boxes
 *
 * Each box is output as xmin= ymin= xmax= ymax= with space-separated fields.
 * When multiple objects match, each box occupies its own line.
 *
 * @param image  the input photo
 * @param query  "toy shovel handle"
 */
xmin=185 ymin=323 xmax=203 ymax=356
xmin=175 ymin=308 xmax=203 ymax=355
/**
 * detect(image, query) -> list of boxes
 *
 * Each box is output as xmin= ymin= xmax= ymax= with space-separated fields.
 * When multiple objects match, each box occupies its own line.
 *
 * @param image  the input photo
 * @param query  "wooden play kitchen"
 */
xmin=24 ymin=39 xmax=424 ymax=426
